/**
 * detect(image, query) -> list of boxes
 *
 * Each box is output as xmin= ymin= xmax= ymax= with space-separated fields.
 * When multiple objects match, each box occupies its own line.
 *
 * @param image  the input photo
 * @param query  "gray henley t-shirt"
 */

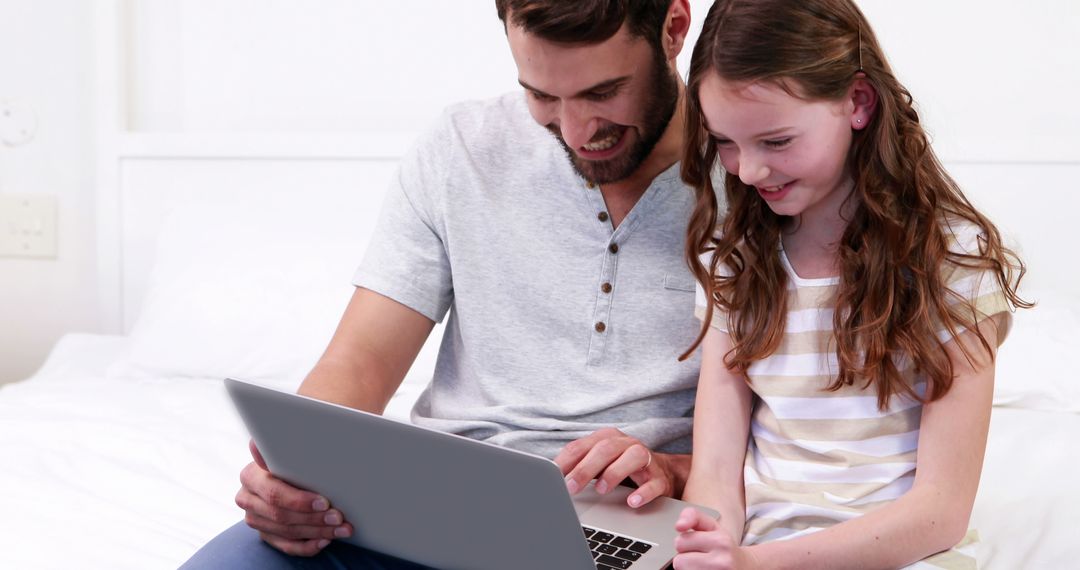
xmin=354 ymin=93 xmax=702 ymax=459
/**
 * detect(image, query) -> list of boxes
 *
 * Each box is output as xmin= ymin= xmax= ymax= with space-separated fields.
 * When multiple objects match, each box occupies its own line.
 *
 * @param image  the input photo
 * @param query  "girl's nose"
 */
xmin=736 ymin=153 xmax=771 ymax=187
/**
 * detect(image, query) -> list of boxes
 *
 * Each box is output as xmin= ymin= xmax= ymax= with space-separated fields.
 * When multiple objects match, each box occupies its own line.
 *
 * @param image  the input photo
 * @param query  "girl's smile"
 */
xmin=756 ymin=181 xmax=796 ymax=202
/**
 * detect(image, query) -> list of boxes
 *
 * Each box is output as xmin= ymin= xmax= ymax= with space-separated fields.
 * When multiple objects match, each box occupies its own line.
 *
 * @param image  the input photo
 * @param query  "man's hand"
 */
xmin=234 ymin=440 xmax=353 ymax=556
xmin=554 ymin=428 xmax=686 ymax=508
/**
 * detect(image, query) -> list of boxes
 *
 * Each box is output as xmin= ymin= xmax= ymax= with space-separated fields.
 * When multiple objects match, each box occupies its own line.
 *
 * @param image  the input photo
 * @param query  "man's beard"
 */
xmin=549 ymin=52 xmax=680 ymax=185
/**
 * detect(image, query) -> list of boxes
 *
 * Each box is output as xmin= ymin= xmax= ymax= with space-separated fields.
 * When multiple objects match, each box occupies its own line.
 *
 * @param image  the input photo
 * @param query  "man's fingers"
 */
xmin=594 ymin=445 xmax=672 ymax=508
xmin=236 ymin=457 xmax=351 ymax=550
xmin=240 ymin=461 xmax=331 ymax=514
xmin=626 ymin=474 xmax=666 ymax=508
xmin=562 ymin=434 xmax=632 ymax=494
xmin=591 ymin=443 xmax=651 ymax=493
xmin=553 ymin=428 xmax=622 ymax=475
xmin=246 ymin=512 xmax=345 ymax=541
xmin=237 ymin=447 xmax=348 ymax=556
xmin=262 ymin=476 xmax=330 ymax=513
xmin=249 ymin=439 xmax=268 ymax=470
xmin=237 ymin=486 xmax=353 ymax=549
xmin=552 ymin=436 xmax=591 ymax=474
xmin=237 ymin=487 xmax=346 ymax=528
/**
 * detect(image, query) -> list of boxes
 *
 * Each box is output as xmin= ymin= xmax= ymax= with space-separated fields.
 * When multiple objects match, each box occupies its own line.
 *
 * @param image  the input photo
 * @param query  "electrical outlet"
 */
xmin=0 ymin=194 xmax=58 ymax=259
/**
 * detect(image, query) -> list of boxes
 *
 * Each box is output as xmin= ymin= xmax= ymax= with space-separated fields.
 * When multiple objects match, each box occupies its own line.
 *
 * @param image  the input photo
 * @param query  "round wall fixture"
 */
xmin=0 ymin=99 xmax=38 ymax=147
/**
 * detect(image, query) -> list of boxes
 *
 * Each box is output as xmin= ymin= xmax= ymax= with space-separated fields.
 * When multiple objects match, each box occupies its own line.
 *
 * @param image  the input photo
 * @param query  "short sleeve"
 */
xmin=694 ymin=249 xmax=730 ymax=332
xmin=937 ymin=222 xmax=1014 ymax=345
xmin=353 ymin=114 xmax=455 ymax=323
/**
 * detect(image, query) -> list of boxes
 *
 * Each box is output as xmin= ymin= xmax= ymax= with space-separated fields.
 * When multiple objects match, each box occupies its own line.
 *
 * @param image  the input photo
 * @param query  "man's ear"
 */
xmin=850 ymin=74 xmax=878 ymax=130
xmin=662 ymin=0 xmax=692 ymax=61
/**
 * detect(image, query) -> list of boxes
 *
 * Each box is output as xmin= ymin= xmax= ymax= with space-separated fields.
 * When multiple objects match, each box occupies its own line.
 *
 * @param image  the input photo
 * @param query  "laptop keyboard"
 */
xmin=583 ymin=526 xmax=654 ymax=569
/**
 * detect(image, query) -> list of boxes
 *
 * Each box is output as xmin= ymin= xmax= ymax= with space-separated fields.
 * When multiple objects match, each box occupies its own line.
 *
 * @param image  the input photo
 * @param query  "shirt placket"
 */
xmin=582 ymin=180 xmax=625 ymax=366
xmin=587 ymin=234 xmax=620 ymax=366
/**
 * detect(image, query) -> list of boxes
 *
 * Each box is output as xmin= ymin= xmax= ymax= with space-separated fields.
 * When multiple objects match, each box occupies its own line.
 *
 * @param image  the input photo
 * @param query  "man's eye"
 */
xmin=529 ymin=91 xmax=557 ymax=103
xmin=764 ymin=138 xmax=792 ymax=149
xmin=587 ymin=89 xmax=618 ymax=101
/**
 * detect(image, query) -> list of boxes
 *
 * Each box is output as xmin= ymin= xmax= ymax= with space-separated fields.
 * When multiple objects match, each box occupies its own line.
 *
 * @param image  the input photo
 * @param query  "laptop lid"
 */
xmin=225 ymin=378 xmax=707 ymax=570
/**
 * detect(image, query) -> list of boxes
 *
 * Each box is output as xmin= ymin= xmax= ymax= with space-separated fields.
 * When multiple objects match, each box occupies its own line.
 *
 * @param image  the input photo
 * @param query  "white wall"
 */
xmin=861 ymin=1 xmax=1080 ymax=163
xmin=2 ymin=0 xmax=1078 ymax=383
xmin=126 ymin=0 xmax=522 ymax=133
xmin=121 ymin=1 xmax=1080 ymax=160
xmin=0 ymin=0 xmax=97 ymax=384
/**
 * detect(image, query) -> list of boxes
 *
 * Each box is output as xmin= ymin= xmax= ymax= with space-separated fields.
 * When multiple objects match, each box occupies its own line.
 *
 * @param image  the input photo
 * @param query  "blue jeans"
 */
xmin=180 ymin=521 xmax=435 ymax=570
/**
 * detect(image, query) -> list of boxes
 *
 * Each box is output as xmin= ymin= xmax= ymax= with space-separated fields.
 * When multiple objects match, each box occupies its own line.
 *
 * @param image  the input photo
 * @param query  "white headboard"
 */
xmin=92 ymin=2 xmax=417 ymax=332
xmin=100 ymin=134 xmax=412 ymax=333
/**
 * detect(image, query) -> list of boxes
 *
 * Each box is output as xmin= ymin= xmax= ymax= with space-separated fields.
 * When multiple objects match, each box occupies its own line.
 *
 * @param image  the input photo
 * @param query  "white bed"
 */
xmin=0 ymin=334 xmax=425 ymax=568
xmin=2 ymin=317 xmax=1077 ymax=568
xmin=2 ymin=151 xmax=1078 ymax=568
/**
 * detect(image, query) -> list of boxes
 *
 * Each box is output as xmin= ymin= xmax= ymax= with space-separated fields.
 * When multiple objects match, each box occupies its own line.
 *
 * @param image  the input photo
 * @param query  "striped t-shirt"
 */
xmin=695 ymin=222 xmax=1011 ymax=569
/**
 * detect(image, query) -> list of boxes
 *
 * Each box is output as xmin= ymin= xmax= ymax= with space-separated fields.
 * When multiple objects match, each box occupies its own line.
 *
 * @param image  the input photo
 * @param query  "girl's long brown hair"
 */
xmin=681 ymin=0 xmax=1031 ymax=409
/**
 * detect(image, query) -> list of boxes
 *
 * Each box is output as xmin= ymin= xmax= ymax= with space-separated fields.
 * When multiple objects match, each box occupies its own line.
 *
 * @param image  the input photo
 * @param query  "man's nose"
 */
xmin=556 ymin=102 xmax=599 ymax=151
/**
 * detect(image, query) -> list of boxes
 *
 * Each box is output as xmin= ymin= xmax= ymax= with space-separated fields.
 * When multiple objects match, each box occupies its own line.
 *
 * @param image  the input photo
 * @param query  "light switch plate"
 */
xmin=0 ymin=194 xmax=58 ymax=258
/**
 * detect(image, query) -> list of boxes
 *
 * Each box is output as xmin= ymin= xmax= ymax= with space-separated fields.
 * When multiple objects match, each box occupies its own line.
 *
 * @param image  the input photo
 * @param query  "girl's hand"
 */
xmin=672 ymin=507 xmax=757 ymax=570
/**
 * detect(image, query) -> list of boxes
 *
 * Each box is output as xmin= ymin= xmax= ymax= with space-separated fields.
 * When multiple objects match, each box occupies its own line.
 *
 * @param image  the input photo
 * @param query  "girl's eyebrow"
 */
xmin=754 ymin=126 xmax=795 ymax=138
xmin=708 ymin=126 xmax=794 ymax=140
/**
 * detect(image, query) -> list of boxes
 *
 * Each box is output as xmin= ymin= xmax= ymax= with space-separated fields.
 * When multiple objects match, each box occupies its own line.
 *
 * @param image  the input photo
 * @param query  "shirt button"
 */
xmin=598 ymin=211 xmax=609 ymax=222
xmin=601 ymin=282 xmax=612 ymax=293
xmin=608 ymin=243 xmax=619 ymax=254
xmin=585 ymin=181 xmax=596 ymax=189
xmin=595 ymin=321 xmax=607 ymax=333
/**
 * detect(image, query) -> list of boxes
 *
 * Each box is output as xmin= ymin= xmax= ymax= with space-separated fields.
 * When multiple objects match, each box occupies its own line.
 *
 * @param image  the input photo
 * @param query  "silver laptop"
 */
xmin=225 ymin=378 xmax=717 ymax=570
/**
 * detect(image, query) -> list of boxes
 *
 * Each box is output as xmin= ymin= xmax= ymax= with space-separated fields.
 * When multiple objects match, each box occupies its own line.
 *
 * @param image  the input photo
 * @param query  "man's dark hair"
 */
xmin=495 ymin=0 xmax=672 ymax=52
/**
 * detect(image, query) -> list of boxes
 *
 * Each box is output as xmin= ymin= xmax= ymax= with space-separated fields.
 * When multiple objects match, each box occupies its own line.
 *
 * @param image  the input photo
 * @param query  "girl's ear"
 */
xmin=850 ymin=73 xmax=878 ymax=130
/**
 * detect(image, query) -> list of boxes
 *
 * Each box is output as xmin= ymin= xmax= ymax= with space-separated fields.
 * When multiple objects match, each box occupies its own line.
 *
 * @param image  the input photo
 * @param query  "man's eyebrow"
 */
xmin=518 ymin=76 xmax=632 ymax=99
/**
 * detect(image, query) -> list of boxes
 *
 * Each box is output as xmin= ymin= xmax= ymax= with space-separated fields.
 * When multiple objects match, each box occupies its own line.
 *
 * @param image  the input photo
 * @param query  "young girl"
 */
xmin=673 ymin=1 xmax=1030 ymax=568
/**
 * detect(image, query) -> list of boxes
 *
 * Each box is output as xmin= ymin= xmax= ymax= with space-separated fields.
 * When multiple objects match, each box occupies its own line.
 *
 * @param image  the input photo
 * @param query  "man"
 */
xmin=183 ymin=1 xmax=700 ymax=567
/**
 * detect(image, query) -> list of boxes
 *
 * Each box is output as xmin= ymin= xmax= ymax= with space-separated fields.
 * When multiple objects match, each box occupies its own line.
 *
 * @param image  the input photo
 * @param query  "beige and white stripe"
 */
xmin=696 ymin=222 xmax=1011 ymax=569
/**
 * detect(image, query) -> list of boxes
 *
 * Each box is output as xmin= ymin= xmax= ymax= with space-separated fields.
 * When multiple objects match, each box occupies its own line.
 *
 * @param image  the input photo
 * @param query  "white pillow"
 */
xmin=108 ymin=199 xmax=368 ymax=390
xmin=993 ymin=289 xmax=1080 ymax=412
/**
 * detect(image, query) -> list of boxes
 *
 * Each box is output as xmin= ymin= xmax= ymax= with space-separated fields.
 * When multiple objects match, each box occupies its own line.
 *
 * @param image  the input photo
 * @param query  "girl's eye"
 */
xmin=711 ymin=136 xmax=734 ymax=147
xmin=764 ymin=138 xmax=793 ymax=149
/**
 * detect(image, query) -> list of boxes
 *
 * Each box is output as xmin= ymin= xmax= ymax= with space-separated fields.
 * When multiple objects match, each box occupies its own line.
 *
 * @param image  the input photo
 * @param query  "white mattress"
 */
xmin=0 ymin=333 xmax=1076 ymax=569
xmin=0 ymin=333 xmax=422 ymax=569
xmin=973 ymin=406 xmax=1080 ymax=569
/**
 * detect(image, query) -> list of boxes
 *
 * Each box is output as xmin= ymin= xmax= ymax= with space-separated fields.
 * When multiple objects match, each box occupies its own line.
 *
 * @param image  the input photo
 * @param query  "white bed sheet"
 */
xmin=1 ymin=333 xmax=1076 ymax=569
xmin=973 ymin=407 xmax=1080 ymax=569
xmin=0 ymin=334 xmax=247 ymax=569
xmin=0 ymin=334 xmax=422 ymax=569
